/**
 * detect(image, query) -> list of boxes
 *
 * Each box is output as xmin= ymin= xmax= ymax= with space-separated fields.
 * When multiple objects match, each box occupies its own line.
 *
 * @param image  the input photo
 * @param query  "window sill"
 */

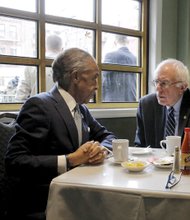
xmin=90 ymin=108 xmax=137 ymax=119
xmin=0 ymin=108 xmax=137 ymax=120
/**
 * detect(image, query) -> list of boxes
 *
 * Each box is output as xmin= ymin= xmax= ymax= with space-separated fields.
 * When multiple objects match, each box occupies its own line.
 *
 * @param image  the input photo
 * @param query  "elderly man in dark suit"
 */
xmin=5 ymin=48 xmax=116 ymax=219
xmin=135 ymin=58 xmax=190 ymax=148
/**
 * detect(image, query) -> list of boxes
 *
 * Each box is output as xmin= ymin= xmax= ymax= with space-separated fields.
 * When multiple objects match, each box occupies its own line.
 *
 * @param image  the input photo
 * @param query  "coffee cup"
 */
xmin=112 ymin=139 xmax=129 ymax=162
xmin=160 ymin=136 xmax=181 ymax=155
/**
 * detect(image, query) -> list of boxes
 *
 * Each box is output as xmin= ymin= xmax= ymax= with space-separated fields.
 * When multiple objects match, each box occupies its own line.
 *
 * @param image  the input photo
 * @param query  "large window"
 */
xmin=0 ymin=0 xmax=148 ymax=111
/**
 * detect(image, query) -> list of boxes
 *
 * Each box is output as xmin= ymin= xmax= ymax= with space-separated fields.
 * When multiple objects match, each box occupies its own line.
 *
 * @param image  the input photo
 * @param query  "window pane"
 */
xmin=0 ymin=64 xmax=37 ymax=103
xmin=0 ymin=23 xmax=5 ymax=38
xmin=0 ymin=16 xmax=37 ymax=57
xmin=102 ymin=33 xmax=140 ymax=66
xmin=102 ymin=71 xmax=140 ymax=102
xmin=45 ymin=67 xmax=55 ymax=91
xmin=0 ymin=0 xmax=36 ymax=12
xmin=46 ymin=23 xmax=94 ymax=56
xmin=45 ymin=35 xmax=63 ymax=59
xmin=45 ymin=0 xmax=94 ymax=22
xmin=102 ymin=0 xmax=141 ymax=30
xmin=16 ymin=66 xmax=38 ymax=101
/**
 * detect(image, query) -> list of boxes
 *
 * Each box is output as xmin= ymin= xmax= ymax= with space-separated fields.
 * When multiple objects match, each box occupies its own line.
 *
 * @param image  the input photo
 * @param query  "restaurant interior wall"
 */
xmin=148 ymin=0 xmax=190 ymax=93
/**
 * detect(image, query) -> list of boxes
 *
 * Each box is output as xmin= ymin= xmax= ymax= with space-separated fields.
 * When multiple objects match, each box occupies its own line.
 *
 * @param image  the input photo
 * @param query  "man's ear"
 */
xmin=72 ymin=71 xmax=79 ymax=83
xmin=180 ymin=83 xmax=187 ymax=93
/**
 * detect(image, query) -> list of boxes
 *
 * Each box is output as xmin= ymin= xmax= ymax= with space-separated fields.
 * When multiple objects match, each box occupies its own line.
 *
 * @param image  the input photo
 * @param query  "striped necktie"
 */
xmin=165 ymin=106 xmax=175 ymax=137
xmin=74 ymin=104 xmax=82 ymax=146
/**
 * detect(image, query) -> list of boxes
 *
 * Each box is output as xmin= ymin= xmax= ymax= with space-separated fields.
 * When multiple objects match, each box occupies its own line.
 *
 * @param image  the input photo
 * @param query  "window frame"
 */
xmin=0 ymin=0 xmax=148 ymax=111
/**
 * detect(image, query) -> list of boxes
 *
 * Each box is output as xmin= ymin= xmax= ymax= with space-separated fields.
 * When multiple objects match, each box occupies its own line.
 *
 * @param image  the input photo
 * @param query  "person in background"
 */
xmin=5 ymin=76 xmax=19 ymax=95
xmin=5 ymin=48 xmax=116 ymax=219
xmin=15 ymin=34 xmax=63 ymax=101
xmin=102 ymin=35 xmax=137 ymax=102
xmin=134 ymin=58 xmax=190 ymax=148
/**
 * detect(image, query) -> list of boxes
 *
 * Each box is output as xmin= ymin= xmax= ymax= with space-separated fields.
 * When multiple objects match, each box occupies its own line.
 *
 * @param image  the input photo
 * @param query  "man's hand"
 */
xmin=87 ymin=141 xmax=106 ymax=165
xmin=67 ymin=141 xmax=106 ymax=167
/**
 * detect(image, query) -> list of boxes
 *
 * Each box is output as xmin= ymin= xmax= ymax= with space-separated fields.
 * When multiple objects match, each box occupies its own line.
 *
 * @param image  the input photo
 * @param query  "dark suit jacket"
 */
xmin=102 ymin=47 xmax=137 ymax=102
xmin=5 ymin=86 xmax=116 ymax=215
xmin=134 ymin=89 xmax=190 ymax=148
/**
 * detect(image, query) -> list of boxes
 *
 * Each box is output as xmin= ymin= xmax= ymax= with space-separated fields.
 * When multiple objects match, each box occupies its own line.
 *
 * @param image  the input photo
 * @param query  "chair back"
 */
xmin=0 ymin=113 xmax=17 ymax=219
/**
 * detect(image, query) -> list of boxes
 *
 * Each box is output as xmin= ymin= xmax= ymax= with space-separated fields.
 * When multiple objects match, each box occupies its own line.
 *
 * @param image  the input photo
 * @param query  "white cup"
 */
xmin=160 ymin=136 xmax=181 ymax=155
xmin=112 ymin=139 xmax=129 ymax=162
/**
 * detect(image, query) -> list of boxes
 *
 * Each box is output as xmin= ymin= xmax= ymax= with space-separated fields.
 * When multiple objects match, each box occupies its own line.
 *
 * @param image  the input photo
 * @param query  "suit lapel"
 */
xmin=50 ymin=86 xmax=79 ymax=149
xmin=155 ymin=103 xmax=166 ymax=144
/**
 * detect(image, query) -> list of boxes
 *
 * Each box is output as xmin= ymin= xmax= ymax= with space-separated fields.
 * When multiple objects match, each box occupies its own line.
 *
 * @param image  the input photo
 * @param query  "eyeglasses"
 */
xmin=165 ymin=171 xmax=182 ymax=189
xmin=152 ymin=79 xmax=183 ymax=89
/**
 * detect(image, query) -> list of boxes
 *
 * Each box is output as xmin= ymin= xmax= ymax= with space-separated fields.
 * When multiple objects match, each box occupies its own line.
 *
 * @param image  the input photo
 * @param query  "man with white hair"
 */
xmin=134 ymin=58 xmax=190 ymax=148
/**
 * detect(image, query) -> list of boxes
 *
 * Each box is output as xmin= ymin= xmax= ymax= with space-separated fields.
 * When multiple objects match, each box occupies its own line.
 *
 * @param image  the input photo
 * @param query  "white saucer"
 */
xmin=152 ymin=156 xmax=173 ymax=169
xmin=130 ymin=147 xmax=152 ymax=155
xmin=108 ymin=157 xmax=122 ymax=164
xmin=108 ymin=156 xmax=138 ymax=165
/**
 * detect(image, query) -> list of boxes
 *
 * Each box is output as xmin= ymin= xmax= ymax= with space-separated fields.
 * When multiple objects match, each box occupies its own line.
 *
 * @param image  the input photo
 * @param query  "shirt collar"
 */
xmin=57 ymin=84 xmax=76 ymax=112
xmin=166 ymin=95 xmax=183 ymax=112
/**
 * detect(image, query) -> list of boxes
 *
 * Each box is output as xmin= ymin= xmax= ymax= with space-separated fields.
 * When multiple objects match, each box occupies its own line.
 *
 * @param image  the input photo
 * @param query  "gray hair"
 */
xmin=154 ymin=58 xmax=190 ymax=87
xmin=52 ymin=48 xmax=95 ymax=90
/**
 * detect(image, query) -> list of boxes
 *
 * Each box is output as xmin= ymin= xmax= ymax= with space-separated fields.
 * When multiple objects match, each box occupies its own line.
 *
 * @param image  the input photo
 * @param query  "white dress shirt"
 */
xmin=57 ymin=85 xmax=77 ymax=174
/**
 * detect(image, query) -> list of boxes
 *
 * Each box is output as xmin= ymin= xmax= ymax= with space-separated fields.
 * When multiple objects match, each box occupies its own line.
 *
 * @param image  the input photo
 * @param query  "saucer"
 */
xmin=152 ymin=156 xmax=173 ymax=169
xmin=108 ymin=157 xmax=136 ymax=165
xmin=108 ymin=157 xmax=122 ymax=164
xmin=130 ymin=147 xmax=152 ymax=155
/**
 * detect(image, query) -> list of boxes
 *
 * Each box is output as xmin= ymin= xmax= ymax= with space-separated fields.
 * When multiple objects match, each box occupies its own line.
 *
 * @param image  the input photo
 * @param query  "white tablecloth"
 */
xmin=46 ymin=148 xmax=190 ymax=220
